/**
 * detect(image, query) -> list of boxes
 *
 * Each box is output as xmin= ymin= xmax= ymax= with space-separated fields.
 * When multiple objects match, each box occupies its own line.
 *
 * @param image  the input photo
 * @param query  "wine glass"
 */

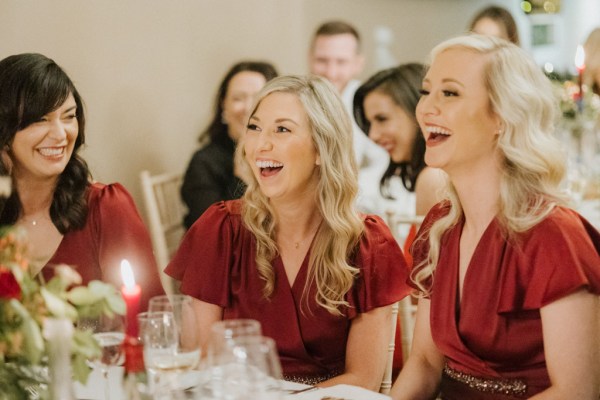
xmin=79 ymin=314 xmax=125 ymax=400
xmin=148 ymin=295 xmax=202 ymax=371
xmin=208 ymin=335 xmax=283 ymax=400
xmin=208 ymin=319 xmax=262 ymax=356
xmin=138 ymin=311 xmax=178 ymax=396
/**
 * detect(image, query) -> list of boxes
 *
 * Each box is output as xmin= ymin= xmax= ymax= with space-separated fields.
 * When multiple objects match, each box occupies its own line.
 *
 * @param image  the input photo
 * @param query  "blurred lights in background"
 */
xmin=521 ymin=0 xmax=561 ymax=14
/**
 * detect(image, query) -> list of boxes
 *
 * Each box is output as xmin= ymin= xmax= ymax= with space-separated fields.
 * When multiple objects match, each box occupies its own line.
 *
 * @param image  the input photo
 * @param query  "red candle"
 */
xmin=575 ymin=45 xmax=586 ymax=102
xmin=120 ymin=259 xmax=141 ymax=338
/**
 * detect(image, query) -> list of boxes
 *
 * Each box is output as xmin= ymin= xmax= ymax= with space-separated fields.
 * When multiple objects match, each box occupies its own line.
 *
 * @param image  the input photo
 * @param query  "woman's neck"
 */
xmin=14 ymin=176 xmax=56 ymax=217
xmin=451 ymin=163 xmax=501 ymax=234
xmin=272 ymin=199 xmax=323 ymax=245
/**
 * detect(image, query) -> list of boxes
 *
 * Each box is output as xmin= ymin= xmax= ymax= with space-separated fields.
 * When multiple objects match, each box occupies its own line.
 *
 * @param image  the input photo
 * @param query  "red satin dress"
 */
xmin=412 ymin=203 xmax=600 ymax=399
xmin=166 ymin=200 xmax=411 ymax=381
xmin=43 ymin=183 xmax=165 ymax=311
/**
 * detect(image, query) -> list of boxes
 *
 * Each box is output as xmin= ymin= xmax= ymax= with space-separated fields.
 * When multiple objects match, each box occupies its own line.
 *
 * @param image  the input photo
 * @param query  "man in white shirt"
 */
xmin=309 ymin=21 xmax=389 ymax=214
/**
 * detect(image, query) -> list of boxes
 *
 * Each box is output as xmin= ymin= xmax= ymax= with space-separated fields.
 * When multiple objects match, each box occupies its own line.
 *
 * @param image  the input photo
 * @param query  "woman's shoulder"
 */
xmin=87 ymin=182 xmax=134 ymax=205
xmin=189 ymin=199 xmax=243 ymax=227
xmin=526 ymin=205 xmax=594 ymax=239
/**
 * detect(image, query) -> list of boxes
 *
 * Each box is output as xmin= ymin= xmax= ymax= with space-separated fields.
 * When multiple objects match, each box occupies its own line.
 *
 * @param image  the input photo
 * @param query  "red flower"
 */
xmin=0 ymin=267 xmax=21 ymax=300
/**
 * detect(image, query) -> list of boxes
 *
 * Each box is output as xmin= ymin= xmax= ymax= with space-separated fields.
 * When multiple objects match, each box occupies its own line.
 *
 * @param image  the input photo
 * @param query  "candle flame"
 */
xmin=120 ymin=259 xmax=136 ymax=288
xmin=575 ymin=45 xmax=585 ymax=71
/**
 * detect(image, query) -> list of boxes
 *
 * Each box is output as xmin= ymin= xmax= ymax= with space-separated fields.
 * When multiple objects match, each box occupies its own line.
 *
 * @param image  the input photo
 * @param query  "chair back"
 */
xmin=139 ymin=170 xmax=187 ymax=294
xmin=379 ymin=300 xmax=400 ymax=394
xmin=384 ymin=212 xmax=423 ymax=374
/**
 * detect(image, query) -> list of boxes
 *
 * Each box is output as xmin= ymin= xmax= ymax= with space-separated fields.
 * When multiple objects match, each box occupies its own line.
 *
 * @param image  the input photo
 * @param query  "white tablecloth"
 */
xmin=74 ymin=367 xmax=390 ymax=400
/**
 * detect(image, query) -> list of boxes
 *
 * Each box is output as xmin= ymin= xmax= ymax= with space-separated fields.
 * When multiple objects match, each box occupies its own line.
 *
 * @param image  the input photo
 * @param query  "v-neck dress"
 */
xmin=42 ymin=182 xmax=165 ymax=311
xmin=412 ymin=202 xmax=600 ymax=399
xmin=165 ymin=200 xmax=411 ymax=379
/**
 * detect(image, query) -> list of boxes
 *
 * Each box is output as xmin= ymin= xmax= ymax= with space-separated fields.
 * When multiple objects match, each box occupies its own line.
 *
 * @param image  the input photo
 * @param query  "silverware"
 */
xmin=285 ymin=386 xmax=318 ymax=395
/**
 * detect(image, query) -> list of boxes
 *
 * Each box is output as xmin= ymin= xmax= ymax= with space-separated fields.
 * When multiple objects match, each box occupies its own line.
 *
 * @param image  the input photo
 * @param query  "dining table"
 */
xmin=74 ymin=366 xmax=391 ymax=400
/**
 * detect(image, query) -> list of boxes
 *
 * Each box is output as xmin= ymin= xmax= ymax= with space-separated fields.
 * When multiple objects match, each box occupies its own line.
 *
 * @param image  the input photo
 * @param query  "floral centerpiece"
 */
xmin=552 ymin=79 xmax=600 ymax=122
xmin=0 ymin=225 xmax=125 ymax=399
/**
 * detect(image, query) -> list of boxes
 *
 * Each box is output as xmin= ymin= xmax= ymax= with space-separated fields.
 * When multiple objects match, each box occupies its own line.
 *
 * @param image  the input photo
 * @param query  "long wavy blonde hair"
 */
xmin=236 ymin=75 xmax=364 ymax=315
xmin=412 ymin=35 xmax=569 ymax=295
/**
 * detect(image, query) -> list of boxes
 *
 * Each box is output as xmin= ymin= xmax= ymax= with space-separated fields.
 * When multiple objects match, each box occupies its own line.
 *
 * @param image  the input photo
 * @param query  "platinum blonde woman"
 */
xmin=166 ymin=75 xmax=410 ymax=389
xmin=391 ymin=35 xmax=600 ymax=400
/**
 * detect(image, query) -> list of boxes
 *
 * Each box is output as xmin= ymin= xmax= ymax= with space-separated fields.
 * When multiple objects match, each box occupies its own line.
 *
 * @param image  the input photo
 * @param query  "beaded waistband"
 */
xmin=283 ymin=369 xmax=342 ymax=386
xmin=443 ymin=364 xmax=527 ymax=397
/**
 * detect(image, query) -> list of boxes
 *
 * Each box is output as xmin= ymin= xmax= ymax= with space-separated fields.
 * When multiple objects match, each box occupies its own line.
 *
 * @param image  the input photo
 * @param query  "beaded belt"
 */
xmin=443 ymin=364 xmax=527 ymax=397
xmin=283 ymin=369 xmax=342 ymax=386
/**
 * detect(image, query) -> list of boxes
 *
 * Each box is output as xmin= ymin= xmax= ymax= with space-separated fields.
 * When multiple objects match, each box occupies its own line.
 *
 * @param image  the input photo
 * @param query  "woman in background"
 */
xmin=167 ymin=75 xmax=410 ymax=389
xmin=181 ymin=61 xmax=278 ymax=228
xmin=469 ymin=5 xmax=520 ymax=45
xmin=0 ymin=53 xmax=164 ymax=309
xmin=353 ymin=63 xmax=445 ymax=218
xmin=391 ymin=35 xmax=600 ymax=399
xmin=584 ymin=27 xmax=600 ymax=96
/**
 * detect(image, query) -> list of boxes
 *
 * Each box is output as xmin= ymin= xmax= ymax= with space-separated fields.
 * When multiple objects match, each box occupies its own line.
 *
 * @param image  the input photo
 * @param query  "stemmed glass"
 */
xmin=148 ymin=295 xmax=202 ymax=371
xmin=79 ymin=314 xmax=125 ymax=400
xmin=208 ymin=335 xmax=283 ymax=400
xmin=138 ymin=311 xmax=178 ymax=397
xmin=208 ymin=319 xmax=262 ymax=352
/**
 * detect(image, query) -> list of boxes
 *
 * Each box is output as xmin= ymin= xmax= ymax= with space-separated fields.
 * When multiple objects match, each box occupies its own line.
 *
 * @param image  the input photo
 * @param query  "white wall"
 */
xmin=1 ymin=0 xmax=597 ymax=216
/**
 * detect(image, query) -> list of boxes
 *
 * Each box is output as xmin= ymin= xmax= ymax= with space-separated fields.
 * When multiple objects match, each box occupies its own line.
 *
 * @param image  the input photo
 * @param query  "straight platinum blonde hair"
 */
xmin=236 ymin=74 xmax=364 ymax=315
xmin=412 ymin=35 xmax=568 ymax=294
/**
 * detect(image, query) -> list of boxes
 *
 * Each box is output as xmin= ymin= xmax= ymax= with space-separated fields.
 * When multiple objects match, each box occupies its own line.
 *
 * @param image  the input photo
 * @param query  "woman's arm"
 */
xmin=390 ymin=298 xmax=444 ymax=400
xmin=415 ymin=167 xmax=446 ymax=216
xmin=191 ymin=297 xmax=224 ymax=353
xmin=319 ymin=304 xmax=394 ymax=391
xmin=529 ymin=289 xmax=600 ymax=399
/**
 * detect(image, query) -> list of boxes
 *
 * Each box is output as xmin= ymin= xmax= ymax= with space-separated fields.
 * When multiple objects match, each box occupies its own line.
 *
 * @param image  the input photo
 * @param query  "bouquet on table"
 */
xmin=0 ymin=226 xmax=125 ymax=399
xmin=553 ymin=79 xmax=600 ymax=122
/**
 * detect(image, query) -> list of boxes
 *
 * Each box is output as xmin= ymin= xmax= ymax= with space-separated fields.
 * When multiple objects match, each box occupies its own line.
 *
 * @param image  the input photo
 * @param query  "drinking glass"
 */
xmin=79 ymin=314 xmax=125 ymax=400
xmin=208 ymin=336 xmax=283 ymax=400
xmin=148 ymin=295 xmax=202 ymax=371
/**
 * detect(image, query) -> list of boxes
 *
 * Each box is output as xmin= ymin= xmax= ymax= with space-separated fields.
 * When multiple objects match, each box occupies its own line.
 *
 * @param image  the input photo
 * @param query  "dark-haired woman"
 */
xmin=181 ymin=61 xmax=278 ymax=229
xmin=354 ymin=63 xmax=445 ymax=218
xmin=0 ymin=53 xmax=164 ymax=309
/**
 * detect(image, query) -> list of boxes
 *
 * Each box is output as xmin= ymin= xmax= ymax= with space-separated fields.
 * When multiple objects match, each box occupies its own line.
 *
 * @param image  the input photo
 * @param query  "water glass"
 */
xmin=148 ymin=295 xmax=202 ymax=371
xmin=207 ymin=335 xmax=283 ymax=400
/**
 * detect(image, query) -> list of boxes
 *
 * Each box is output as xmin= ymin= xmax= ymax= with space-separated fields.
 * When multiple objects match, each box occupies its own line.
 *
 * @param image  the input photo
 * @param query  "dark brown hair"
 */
xmin=469 ymin=5 xmax=520 ymax=45
xmin=0 ymin=53 xmax=90 ymax=232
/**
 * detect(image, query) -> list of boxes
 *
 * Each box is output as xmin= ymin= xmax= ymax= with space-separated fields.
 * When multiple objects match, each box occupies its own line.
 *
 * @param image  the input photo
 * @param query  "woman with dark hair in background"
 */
xmin=181 ymin=61 xmax=278 ymax=229
xmin=354 ymin=63 xmax=445 ymax=218
xmin=0 ymin=53 xmax=164 ymax=308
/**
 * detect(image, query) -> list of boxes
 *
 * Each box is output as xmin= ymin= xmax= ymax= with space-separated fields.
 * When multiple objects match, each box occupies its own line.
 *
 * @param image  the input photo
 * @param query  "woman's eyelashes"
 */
xmin=246 ymin=123 xmax=291 ymax=133
xmin=247 ymin=123 xmax=260 ymax=131
xmin=442 ymin=90 xmax=459 ymax=97
xmin=419 ymin=88 xmax=458 ymax=97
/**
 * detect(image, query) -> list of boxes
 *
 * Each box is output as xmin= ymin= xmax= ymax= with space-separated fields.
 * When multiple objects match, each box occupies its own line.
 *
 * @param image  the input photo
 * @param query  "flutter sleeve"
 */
xmin=498 ymin=207 xmax=600 ymax=313
xmin=165 ymin=201 xmax=236 ymax=307
xmin=346 ymin=214 xmax=411 ymax=318
xmin=89 ymin=183 xmax=164 ymax=309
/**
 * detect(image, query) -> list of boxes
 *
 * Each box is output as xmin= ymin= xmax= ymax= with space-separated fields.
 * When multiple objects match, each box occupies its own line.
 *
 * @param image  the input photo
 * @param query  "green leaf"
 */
xmin=8 ymin=300 xmax=44 ymax=364
xmin=40 ymin=288 xmax=77 ymax=320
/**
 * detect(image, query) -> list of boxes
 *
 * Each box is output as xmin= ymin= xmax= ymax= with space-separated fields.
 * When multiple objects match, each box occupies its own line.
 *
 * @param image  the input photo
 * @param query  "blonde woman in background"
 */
xmin=584 ymin=27 xmax=600 ymax=96
xmin=167 ymin=75 xmax=410 ymax=389
xmin=391 ymin=35 xmax=600 ymax=399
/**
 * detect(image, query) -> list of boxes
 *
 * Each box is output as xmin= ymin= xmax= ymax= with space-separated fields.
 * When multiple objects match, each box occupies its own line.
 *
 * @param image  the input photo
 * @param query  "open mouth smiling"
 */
xmin=256 ymin=160 xmax=284 ymax=177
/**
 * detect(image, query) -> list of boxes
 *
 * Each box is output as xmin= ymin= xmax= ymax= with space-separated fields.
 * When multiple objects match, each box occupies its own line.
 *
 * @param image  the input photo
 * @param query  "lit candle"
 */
xmin=120 ymin=259 xmax=141 ymax=338
xmin=575 ymin=44 xmax=586 ymax=111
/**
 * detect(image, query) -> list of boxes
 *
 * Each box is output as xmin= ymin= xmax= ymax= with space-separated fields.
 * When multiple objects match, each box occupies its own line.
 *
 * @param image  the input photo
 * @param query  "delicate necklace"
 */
xmin=21 ymin=214 xmax=51 ymax=227
xmin=292 ymin=220 xmax=323 ymax=250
